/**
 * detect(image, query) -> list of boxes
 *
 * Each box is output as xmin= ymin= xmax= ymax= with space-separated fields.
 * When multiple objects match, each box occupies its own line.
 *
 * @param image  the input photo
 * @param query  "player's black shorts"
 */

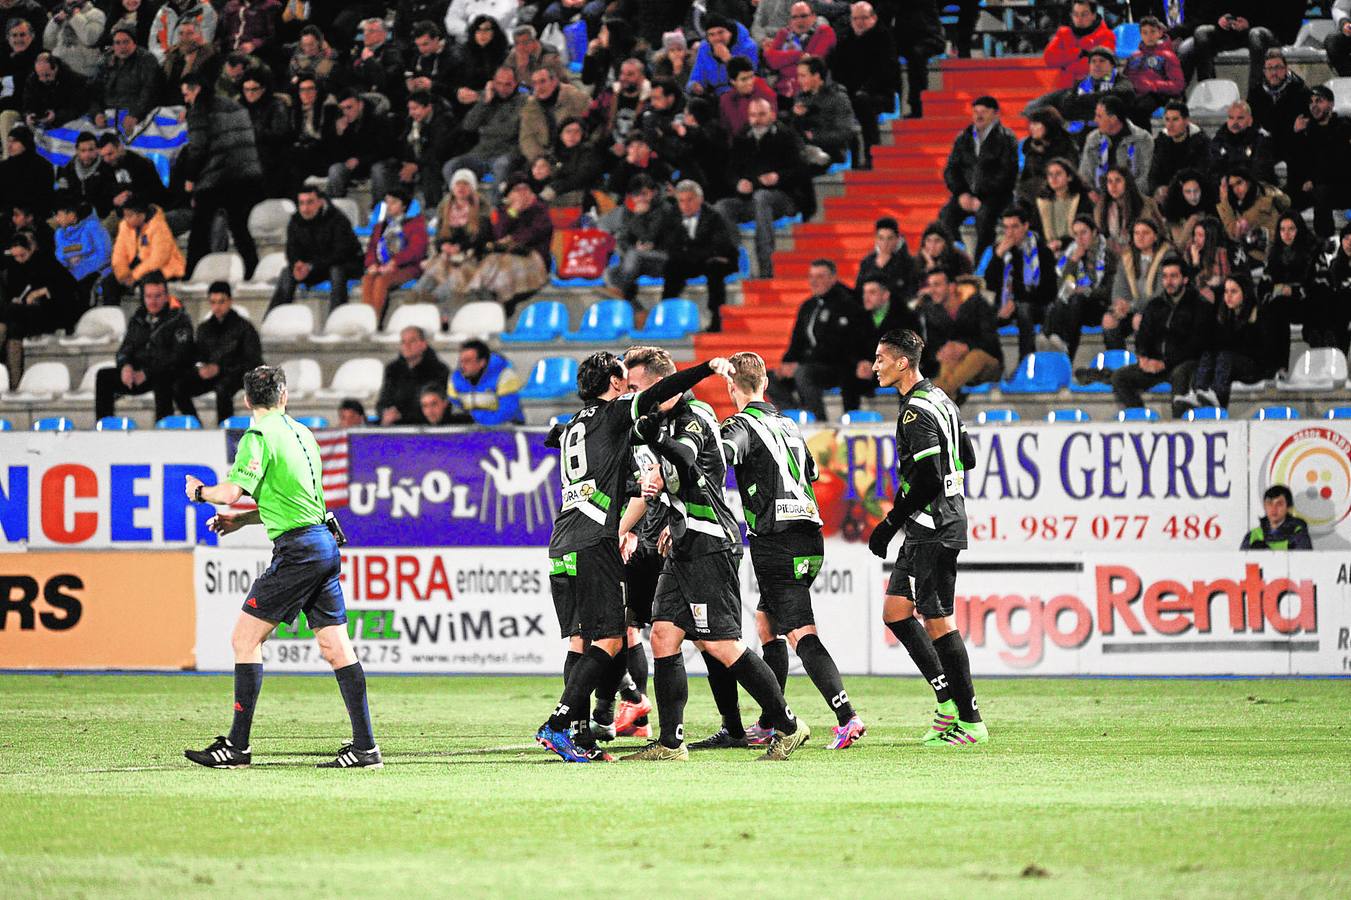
xmin=885 ymin=541 xmax=960 ymax=619
xmin=652 ymin=548 xmax=743 ymax=641
xmin=751 ymin=528 xmax=824 ymax=634
xmin=624 ymin=544 xmax=663 ymax=626
xmin=551 ymin=540 xmax=627 ymax=641
xmin=242 ymin=524 xmax=346 ymax=628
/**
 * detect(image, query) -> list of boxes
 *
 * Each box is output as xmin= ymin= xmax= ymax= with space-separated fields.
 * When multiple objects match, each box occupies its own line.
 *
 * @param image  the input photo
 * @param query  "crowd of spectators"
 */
xmin=4 ymin=1 xmax=1351 ymax=428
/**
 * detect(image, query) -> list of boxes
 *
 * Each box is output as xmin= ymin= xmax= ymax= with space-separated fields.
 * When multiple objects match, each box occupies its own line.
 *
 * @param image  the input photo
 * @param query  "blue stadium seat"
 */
xmin=221 ymin=415 xmax=252 ymax=429
xmin=95 ymin=416 xmax=137 ymax=431
xmin=156 ymin=415 xmax=203 ymax=430
xmin=1184 ymin=406 xmax=1229 ymax=421
xmin=1149 ymin=381 xmax=1172 ymax=394
xmin=0 ymin=418 xmax=11 ymax=431
xmin=565 ymin=299 xmax=634 ymax=342
xmin=500 ymin=300 xmax=569 ymax=343
xmin=1046 ymin=408 xmax=1091 ymax=423
xmin=1253 ymin=405 xmax=1301 ymax=421
xmin=1070 ymin=349 xmax=1135 ymax=393
xmin=1001 ymin=351 xmax=1072 ymax=393
xmin=519 ymin=356 xmax=580 ymax=400
xmin=781 ymin=409 xmax=816 ymax=425
xmin=1117 ymin=407 xmax=1159 ymax=422
xmin=631 ymin=298 xmax=702 ymax=341
xmin=963 ymin=381 xmax=994 ymax=395
xmin=549 ymin=413 xmax=572 ymax=426
xmin=975 ymin=408 xmax=1020 ymax=424
xmin=295 ymin=416 xmax=330 ymax=429
xmin=32 ymin=417 xmax=74 ymax=432
xmin=840 ymin=410 xmax=885 ymax=425
xmin=739 ymin=212 xmax=802 ymax=232
xmin=1114 ymin=23 xmax=1141 ymax=57
xmin=1325 ymin=407 xmax=1351 ymax=420
xmin=975 ymin=244 xmax=993 ymax=275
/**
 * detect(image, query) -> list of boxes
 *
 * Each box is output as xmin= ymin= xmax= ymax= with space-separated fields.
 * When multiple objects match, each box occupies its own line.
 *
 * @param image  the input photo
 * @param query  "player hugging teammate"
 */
xmin=538 ymin=331 xmax=988 ymax=762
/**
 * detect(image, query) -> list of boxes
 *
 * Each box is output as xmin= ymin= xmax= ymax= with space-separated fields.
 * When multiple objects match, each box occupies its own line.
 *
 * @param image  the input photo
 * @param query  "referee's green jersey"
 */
xmin=227 ymin=410 xmax=328 ymax=540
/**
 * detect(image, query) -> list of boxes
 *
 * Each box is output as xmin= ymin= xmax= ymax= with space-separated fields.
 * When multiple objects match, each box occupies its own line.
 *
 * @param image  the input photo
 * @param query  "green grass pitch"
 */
xmin=1 ymin=673 xmax=1348 ymax=897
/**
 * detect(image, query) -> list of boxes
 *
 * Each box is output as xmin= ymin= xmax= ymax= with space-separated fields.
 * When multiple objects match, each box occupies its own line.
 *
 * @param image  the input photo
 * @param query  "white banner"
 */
xmin=1249 ymin=422 xmax=1351 ymax=550
xmin=824 ymin=422 xmax=1250 ymax=551
xmin=193 ymin=542 xmax=876 ymax=675
xmin=873 ymin=552 xmax=1350 ymax=676
xmin=0 ymin=432 xmax=269 ymax=550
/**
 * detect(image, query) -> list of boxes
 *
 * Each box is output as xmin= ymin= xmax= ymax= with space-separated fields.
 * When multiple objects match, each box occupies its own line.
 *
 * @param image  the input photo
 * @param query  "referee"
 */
xmin=183 ymin=365 xmax=381 ymax=769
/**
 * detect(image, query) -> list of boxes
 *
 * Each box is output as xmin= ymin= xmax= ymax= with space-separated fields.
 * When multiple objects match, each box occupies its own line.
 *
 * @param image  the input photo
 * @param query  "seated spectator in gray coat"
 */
xmin=441 ymin=65 xmax=526 ymax=194
xmin=603 ymin=175 xmax=676 ymax=304
xmin=790 ymin=54 xmax=857 ymax=167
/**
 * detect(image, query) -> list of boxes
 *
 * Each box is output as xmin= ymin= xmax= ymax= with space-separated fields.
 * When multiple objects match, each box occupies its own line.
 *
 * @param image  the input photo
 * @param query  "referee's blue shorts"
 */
xmin=241 ymin=524 xmax=347 ymax=628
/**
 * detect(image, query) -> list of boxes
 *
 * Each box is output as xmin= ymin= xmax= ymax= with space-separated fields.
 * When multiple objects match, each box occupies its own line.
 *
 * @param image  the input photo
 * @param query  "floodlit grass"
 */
xmin=1 ymin=674 xmax=1347 ymax=897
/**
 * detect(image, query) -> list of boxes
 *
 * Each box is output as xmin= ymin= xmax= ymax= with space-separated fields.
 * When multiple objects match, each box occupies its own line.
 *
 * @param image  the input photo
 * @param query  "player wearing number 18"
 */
xmin=868 ymin=329 xmax=988 ymax=747
xmin=535 ymin=352 xmax=740 ymax=762
xmin=183 ymin=365 xmax=381 ymax=770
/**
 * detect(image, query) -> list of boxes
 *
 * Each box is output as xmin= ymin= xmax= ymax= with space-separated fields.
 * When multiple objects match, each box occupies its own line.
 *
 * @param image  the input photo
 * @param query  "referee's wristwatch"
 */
xmin=194 ymin=484 xmax=204 ymax=503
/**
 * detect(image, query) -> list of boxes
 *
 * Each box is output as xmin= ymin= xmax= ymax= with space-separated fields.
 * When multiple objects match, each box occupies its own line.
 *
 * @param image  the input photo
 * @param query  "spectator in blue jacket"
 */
xmin=686 ymin=14 xmax=758 ymax=97
xmin=447 ymin=338 xmax=524 ymax=425
xmin=51 ymin=192 xmax=112 ymax=305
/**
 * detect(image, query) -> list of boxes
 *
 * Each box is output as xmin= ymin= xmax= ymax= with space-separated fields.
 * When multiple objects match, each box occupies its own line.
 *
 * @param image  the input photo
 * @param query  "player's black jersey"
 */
xmin=721 ymin=401 xmax=822 ymax=538
xmin=895 ymin=379 xmax=970 ymax=548
xmin=659 ymin=399 xmax=739 ymax=560
xmin=628 ymin=443 xmax=670 ymax=550
xmin=549 ymin=394 xmax=641 ymax=555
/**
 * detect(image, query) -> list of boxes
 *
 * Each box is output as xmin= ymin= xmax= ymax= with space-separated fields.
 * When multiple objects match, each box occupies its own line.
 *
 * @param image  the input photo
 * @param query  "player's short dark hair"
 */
xmin=461 ymin=338 xmax=490 ymax=361
xmin=207 ymin=281 xmax=231 ymax=297
xmin=624 ymin=345 xmax=676 ymax=378
xmin=796 ymin=54 xmax=827 ymax=78
xmin=727 ymin=55 xmax=754 ymax=79
xmin=1164 ymin=98 xmax=1189 ymax=118
xmin=879 ymin=328 xmax=924 ymax=367
xmin=809 ymin=258 xmax=836 ymax=274
xmin=729 ymin=351 xmax=768 ymax=394
xmin=577 ymin=351 xmax=625 ymax=402
xmin=244 ymin=365 xmax=286 ymax=408
xmin=1264 ymin=484 xmax=1294 ymax=505
xmin=1096 ymin=94 xmax=1127 ymax=122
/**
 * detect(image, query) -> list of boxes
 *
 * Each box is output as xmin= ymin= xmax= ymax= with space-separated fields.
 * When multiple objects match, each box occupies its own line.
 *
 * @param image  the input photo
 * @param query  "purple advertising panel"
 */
xmin=336 ymin=431 xmax=560 ymax=547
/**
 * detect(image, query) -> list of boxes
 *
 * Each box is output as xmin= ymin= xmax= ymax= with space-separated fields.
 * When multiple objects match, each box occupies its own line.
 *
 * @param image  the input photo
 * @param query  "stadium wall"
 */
xmin=3 ymin=426 xmax=1350 ymax=675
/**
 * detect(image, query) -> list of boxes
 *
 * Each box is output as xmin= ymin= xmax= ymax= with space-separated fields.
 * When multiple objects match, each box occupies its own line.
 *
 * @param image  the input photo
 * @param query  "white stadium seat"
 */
xmin=260 ymin=304 xmax=316 ymax=341
xmin=1187 ymin=78 xmax=1240 ymax=114
xmin=183 ymin=251 xmax=246 ymax=290
xmin=316 ymin=358 xmax=384 ymax=400
xmin=58 ymin=307 xmax=126 ymax=347
xmin=377 ymin=303 xmax=440 ymax=343
xmin=1278 ymin=348 xmax=1349 ymax=391
xmin=311 ymin=303 xmax=377 ymax=343
xmin=66 ymin=359 xmax=117 ymax=402
xmin=2 ymin=362 xmax=71 ymax=402
xmin=277 ymin=358 xmax=323 ymax=398
xmin=247 ymin=199 xmax=296 ymax=243
xmin=247 ymin=251 xmax=289 ymax=287
xmin=445 ymin=302 xmax=506 ymax=342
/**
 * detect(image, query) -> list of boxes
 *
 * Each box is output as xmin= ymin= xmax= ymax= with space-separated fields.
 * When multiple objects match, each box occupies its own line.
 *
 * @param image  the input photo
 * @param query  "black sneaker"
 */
xmin=184 ymin=735 xmax=250 ymax=769
xmin=316 ymin=742 xmax=383 ymax=769
xmin=689 ymin=727 xmax=750 ymax=750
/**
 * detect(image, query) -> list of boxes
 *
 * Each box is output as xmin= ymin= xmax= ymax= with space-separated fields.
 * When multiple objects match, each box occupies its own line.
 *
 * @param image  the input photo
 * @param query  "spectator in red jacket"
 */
xmin=361 ymin=188 xmax=428 ymax=327
xmin=1041 ymin=0 xmax=1115 ymax=90
xmin=718 ymin=55 xmax=777 ymax=136
xmin=761 ymin=1 xmax=835 ymax=100
xmin=1124 ymin=16 xmax=1184 ymax=124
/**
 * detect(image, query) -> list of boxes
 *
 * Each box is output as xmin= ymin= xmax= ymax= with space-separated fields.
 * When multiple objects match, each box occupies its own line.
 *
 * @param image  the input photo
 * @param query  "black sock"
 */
xmin=729 ymin=650 xmax=796 ymax=734
xmin=547 ymin=645 xmax=611 ymax=731
xmin=653 ymin=653 xmax=688 ymax=748
xmin=627 ymin=644 xmax=650 ymax=724
xmin=228 ymin=662 xmax=263 ymax=748
xmin=591 ymin=644 xmax=628 ymax=726
xmin=333 ymin=662 xmax=375 ymax=750
xmin=563 ymin=649 xmax=582 ymax=687
xmin=618 ymin=672 xmax=642 ymax=704
xmin=701 ymin=651 xmax=745 ymax=738
xmin=932 ymin=631 xmax=980 ymax=723
xmin=758 ymin=639 xmax=789 ymax=728
xmin=887 ymin=617 xmax=951 ymax=703
xmin=794 ymin=633 xmax=854 ymax=726
xmin=627 ymin=643 xmax=648 ymax=696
